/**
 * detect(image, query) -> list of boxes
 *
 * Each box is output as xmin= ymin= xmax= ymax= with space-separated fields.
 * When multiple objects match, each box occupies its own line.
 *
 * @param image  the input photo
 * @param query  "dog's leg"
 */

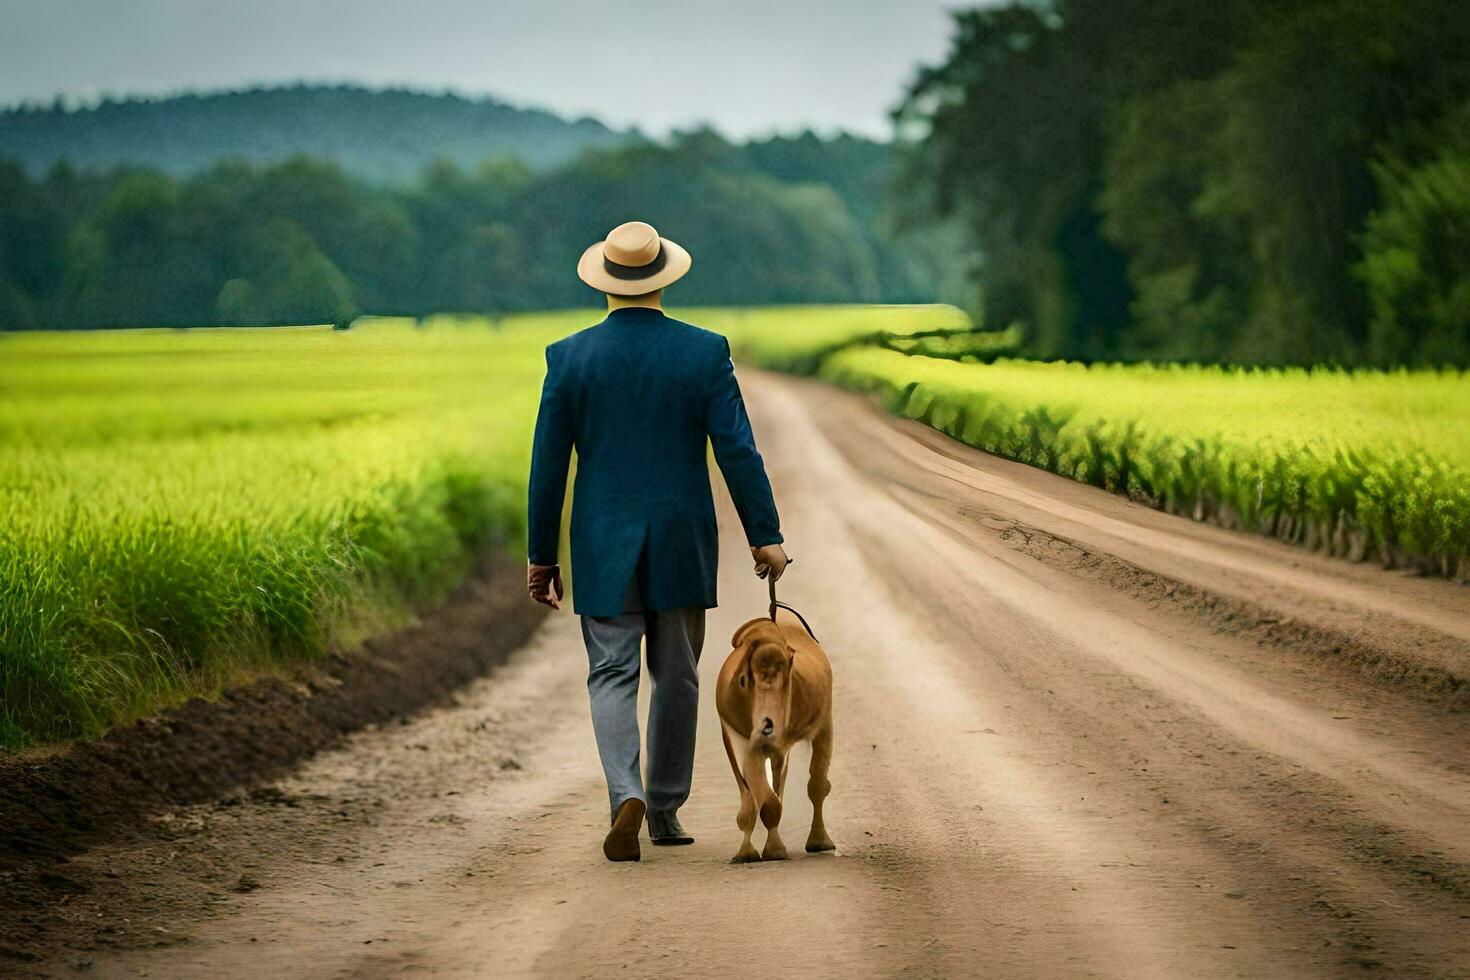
xmin=723 ymin=724 xmax=761 ymax=863
xmin=760 ymin=748 xmax=789 ymax=861
xmin=805 ymin=724 xmax=835 ymax=853
xmin=772 ymin=752 xmax=789 ymax=801
xmin=739 ymin=744 xmax=785 ymax=860
xmin=742 ymin=747 xmax=779 ymax=826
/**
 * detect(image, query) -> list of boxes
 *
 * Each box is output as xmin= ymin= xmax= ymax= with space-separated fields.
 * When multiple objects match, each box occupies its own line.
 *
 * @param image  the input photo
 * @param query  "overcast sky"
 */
xmin=0 ymin=0 xmax=967 ymax=138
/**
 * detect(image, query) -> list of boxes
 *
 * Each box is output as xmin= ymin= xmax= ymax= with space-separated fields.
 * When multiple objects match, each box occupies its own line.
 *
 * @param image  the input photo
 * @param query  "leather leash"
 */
xmin=767 ymin=558 xmax=820 ymax=642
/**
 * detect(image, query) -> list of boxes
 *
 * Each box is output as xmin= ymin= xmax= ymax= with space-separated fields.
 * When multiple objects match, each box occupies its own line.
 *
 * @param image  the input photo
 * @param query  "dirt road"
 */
xmin=39 ymin=372 xmax=1470 ymax=978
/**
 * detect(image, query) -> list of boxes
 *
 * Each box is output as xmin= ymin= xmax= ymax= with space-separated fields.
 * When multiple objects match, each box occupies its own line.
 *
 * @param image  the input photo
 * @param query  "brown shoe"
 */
xmin=604 ymin=798 xmax=645 ymax=862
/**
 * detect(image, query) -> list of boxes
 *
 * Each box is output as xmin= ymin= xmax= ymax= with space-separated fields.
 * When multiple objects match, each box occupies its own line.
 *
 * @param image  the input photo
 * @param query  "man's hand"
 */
xmin=751 ymin=543 xmax=790 ymax=583
xmin=527 ymin=563 xmax=564 ymax=609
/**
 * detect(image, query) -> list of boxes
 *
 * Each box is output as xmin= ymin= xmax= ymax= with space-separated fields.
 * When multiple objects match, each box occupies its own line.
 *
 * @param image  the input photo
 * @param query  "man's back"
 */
xmin=551 ymin=307 xmax=725 ymax=510
xmin=527 ymin=306 xmax=781 ymax=618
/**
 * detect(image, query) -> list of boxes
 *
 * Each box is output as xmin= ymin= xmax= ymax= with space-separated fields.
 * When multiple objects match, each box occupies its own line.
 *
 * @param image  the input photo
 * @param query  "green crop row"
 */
xmin=817 ymin=347 xmax=1470 ymax=579
xmin=691 ymin=304 xmax=974 ymax=373
xmin=7 ymin=302 xmax=1460 ymax=748
xmin=0 ymin=315 xmax=586 ymax=748
xmin=880 ymin=325 xmax=1023 ymax=362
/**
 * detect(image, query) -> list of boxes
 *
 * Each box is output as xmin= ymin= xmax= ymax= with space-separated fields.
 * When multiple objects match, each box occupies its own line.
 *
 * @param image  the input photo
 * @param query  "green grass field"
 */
xmin=690 ymin=304 xmax=974 ymax=371
xmin=4 ymin=303 xmax=1466 ymax=749
xmin=0 ymin=315 xmax=567 ymax=747
xmin=820 ymin=347 xmax=1470 ymax=577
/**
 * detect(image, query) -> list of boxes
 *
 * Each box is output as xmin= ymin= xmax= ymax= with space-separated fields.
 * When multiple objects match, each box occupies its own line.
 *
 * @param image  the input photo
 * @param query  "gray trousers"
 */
xmin=580 ymin=580 xmax=705 ymax=823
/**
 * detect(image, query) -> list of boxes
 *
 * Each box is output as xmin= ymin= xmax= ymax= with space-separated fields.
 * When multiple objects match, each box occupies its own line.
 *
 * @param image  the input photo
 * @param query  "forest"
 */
xmin=0 ymin=126 xmax=965 ymax=330
xmin=896 ymin=0 xmax=1470 ymax=365
xmin=2 ymin=0 xmax=1469 ymax=366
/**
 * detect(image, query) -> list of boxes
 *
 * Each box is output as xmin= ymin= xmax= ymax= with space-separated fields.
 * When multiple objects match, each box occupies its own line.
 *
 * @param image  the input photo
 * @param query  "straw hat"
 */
xmin=577 ymin=221 xmax=692 ymax=295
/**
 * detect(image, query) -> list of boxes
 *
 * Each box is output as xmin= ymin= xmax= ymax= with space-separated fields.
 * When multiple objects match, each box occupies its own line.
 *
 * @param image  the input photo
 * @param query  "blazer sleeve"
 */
xmin=527 ymin=345 xmax=573 ymax=566
xmin=704 ymin=337 xmax=783 ymax=548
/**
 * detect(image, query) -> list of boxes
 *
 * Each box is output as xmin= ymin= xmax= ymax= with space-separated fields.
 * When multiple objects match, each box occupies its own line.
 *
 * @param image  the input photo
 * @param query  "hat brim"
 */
xmin=577 ymin=237 xmax=692 ymax=296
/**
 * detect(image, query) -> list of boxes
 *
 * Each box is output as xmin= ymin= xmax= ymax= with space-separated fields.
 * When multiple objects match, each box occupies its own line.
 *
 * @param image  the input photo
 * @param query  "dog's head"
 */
xmin=731 ymin=618 xmax=794 ymax=749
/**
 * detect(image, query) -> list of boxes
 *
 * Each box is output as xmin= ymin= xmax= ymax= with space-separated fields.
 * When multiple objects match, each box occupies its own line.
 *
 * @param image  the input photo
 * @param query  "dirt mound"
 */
xmin=0 ymin=559 xmax=543 ymax=942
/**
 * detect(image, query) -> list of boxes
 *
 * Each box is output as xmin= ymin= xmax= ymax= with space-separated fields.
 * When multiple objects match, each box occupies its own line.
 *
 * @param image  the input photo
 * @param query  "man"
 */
xmin=526 ymin=221 xmax=790 ymax=863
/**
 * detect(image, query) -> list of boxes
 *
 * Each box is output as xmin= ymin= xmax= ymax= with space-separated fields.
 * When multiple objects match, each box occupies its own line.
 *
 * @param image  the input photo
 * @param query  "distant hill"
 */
xmin=0 ymin=84 xmax=632 ymax=183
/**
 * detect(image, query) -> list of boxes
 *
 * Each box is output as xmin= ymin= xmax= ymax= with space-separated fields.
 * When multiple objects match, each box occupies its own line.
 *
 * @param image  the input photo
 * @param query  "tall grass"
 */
xmin=690 ymin=304 xmax=973 ymax=372
xmin=0 ymin=315 xmax=588 ymax=748
xmin=819 ymin=347 xmax=1470 ymax=578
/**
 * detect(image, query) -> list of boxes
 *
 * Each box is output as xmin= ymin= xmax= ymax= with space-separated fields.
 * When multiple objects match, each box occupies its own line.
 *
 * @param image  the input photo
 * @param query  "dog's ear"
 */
xmin=730 ymin=618 xmax=767 ymax=650
xmin=728 ymin=642 xmax=753 ymax=690
xmin=730 ymin=619 xmax=766 ymax=691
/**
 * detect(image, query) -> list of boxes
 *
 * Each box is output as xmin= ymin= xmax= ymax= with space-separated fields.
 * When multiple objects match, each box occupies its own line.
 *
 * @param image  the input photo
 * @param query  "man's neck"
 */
xmin=606 ymin=292 xmax=663 ymax=314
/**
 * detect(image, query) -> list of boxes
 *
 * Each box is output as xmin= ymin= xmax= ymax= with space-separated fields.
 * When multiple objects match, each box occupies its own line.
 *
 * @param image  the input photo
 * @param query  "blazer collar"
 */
xmin=604 ymin=306 xmax=666 ymax=323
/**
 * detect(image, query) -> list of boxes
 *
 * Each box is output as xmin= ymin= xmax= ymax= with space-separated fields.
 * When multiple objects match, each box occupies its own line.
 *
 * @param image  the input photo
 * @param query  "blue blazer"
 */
xmin=527 ymin=307 xmax=783 ymax=617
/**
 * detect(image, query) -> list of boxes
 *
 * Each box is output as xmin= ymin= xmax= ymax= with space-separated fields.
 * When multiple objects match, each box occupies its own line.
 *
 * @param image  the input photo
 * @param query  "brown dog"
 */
xmin=715 ymin=615 xmax=834 ymax=862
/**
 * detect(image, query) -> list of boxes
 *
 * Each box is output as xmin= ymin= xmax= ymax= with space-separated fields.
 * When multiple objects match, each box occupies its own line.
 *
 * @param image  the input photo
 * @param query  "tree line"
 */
xmin=5 ymin=0 xmax=1468 ymax=367
xmin=0 ymin=129 xmax=967 ymax=331
xmin=897 ymin=0 xmax=1470 ymax=366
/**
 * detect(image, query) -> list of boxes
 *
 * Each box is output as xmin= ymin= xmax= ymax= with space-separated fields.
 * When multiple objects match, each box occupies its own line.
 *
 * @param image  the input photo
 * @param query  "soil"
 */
xmin=0 ymin=562 xmax=544 ymax=967
xmin=3 ymin=371 xmax=1467 ymax=978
